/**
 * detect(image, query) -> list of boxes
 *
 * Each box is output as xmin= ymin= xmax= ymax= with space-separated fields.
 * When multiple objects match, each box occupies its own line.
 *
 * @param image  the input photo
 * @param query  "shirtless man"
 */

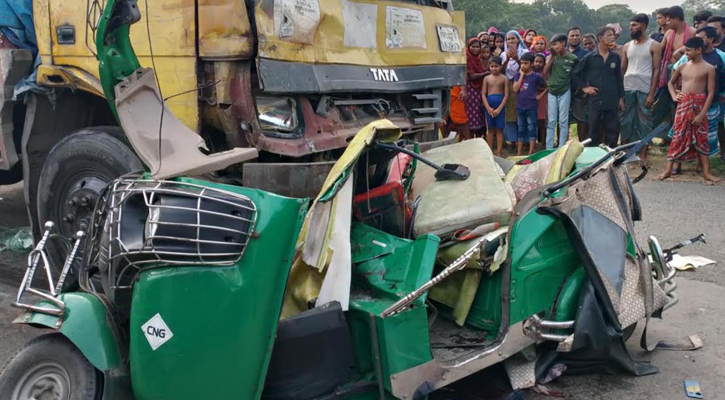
xmin=482 ymin=56 xmax=509 ymax=156
xmin=659 ymin=37 xmax=719 ymax=184
xmin=660 ymin=6 xmax=697 ymax=65
xmin=654 ymin=6 xmax=697 ymax=131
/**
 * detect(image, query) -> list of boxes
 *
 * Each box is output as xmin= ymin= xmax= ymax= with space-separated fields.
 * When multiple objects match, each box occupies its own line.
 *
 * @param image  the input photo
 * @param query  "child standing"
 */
xmin=544 ymin=34 xmax=579 ymax=149
xmin=659 ymin=37 xmax=719 ymax=184
xmin=514 ymin=53 xmax=547 ymax=155
xmin=482 ymin=56 xmax=509 ymax=156
xmin=533 ymin=53 xmax=549 ymax=144
xmin=492 ymin=33 xmax=505 ymax=57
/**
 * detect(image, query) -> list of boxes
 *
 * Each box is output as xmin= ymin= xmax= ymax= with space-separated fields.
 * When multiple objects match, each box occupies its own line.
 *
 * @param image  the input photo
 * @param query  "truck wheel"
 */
xmin=0 ymin=334 xmax=102 ymax=400
xmin=37 ymin=128 xmax=142 ymax=270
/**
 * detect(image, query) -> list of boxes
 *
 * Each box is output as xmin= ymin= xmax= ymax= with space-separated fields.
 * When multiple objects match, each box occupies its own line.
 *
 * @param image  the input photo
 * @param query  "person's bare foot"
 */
xmin=658 ymin=171 xmax=672 ymax=180
xmin=703 ymin=175 xmax=720 ymax=185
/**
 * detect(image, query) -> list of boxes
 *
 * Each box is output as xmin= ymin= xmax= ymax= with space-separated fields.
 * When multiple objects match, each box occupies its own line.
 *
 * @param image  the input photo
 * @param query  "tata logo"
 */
xmin=370 ymin=68 xmax=399 ymax=82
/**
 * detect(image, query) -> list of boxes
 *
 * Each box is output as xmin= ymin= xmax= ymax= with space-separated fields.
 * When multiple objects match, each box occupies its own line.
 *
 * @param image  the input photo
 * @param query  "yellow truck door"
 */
xmin=32 ymin=0 xmax=201 ymax=131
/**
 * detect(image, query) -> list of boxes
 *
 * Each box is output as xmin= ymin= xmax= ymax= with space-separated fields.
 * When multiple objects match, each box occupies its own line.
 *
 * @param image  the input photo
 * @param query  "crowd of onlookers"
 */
xmin=448 ymin=5 xmax=725 ymax=184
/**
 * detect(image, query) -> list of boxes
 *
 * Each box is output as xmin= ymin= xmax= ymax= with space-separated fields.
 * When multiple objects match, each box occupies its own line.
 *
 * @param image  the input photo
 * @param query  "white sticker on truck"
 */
xmin=385 ymin=6 xmax=426 ymax=49
xmin=142 ymin=313 xmax=174 ymax=351
xmin=437 ymin=25 xmax=462 ymax=53
xmin=274 ymin=0 xmax=321 ymax=45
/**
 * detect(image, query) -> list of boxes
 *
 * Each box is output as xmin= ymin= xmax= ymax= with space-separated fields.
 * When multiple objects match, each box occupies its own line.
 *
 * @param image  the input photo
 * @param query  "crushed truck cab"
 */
xmin=0 ymin=0 xmax=465 ymax=248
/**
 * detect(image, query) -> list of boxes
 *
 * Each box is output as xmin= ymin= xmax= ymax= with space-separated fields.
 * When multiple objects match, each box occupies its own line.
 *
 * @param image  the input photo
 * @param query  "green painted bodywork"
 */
xmin=506 ymin=209 xmax=579 ymax=324
xmin=96 ymin=0 xmax=141 ymax=119
xmin=553 ymin=267 xmax=587 ymax=322
xmin=127 ymin=178 xmax=307 ymax=400
xmin=15 ymin=293 xmax=123 ymax=370
xmin=12 ymin=144 xmax=626 ymax=400
xmin=348 ymin=223 xmax=439 ymax=391
xmin=575 ymin=147 xmax=609 ymax=169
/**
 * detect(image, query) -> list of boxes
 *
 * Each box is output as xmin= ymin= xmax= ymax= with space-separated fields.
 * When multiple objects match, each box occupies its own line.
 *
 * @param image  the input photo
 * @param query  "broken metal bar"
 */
xmin=539 ymin=333 xmax=570 ymax=342
xmin=537 ymin=319 xmax=575 ymax=330
xmin=381 ymin=236 xmax=486 ymax=317
xmin=55 ymin=231 xmax=86 ymax=294
xmin=663 ymin=293 xmax=679 ymax=311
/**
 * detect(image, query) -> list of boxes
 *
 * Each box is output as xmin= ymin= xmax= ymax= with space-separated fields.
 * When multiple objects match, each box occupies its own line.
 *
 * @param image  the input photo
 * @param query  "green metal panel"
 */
xmin=574 ymin=147 xmax=609 ymax=170
xmin=348 ymin=223 xmax=439 ymax=394
xmin=350 ymin=223 xmax=440 ymax=305
xmin=96 ymin=0 xmax=142 ymax=119
xmin=552 ymin=267 xmax=587 ymax=322
xmin=507 ymin=208 xmax=579 ymax=325
xmin=128 ymin=180 xmax=308 ymax=400
xmin=15 ymin=293 xmax=122 ymax=371
xmin=377 ymin=308 xmax=432 ymax=387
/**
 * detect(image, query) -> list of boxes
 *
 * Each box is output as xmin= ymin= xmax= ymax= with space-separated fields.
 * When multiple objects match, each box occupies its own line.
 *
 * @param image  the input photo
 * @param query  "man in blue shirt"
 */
xmin=567 ymin=27 xmax=588 ymax=59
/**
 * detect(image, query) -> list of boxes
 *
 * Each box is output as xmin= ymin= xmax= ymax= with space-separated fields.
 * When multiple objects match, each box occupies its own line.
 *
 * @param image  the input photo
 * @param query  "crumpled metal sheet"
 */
xmin=504 ymin=353 xmax=537 ymax=390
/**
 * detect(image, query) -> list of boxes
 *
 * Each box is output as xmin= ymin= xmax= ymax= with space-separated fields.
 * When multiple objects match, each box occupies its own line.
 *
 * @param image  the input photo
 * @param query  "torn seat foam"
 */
xmin=411 ymin=139 xmax=514 ymax=238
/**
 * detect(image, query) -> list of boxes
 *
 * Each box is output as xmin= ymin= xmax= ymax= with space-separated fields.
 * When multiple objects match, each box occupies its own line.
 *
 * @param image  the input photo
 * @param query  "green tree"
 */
xmin=595 ymin=4 xmax=636 ymax=44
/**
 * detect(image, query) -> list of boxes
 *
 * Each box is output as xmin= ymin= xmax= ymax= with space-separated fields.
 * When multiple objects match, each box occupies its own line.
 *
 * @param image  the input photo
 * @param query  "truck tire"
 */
xmin=0 ymin=334 xmax=102 ymax=400
xmin=37 ymin=128 xmax=142 ymax=270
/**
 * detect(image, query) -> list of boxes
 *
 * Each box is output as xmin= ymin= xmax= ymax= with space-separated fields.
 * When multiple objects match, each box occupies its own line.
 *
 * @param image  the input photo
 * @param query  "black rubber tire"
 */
xmin=37 ymin=128 xmax=142 ymax=274
xmin=0 ymin=334 xmax=102 ymax=400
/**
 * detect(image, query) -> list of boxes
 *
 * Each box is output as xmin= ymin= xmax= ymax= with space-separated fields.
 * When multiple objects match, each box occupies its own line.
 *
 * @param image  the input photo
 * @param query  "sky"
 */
xmin=514 ymin=0 xmax=682 ymax=14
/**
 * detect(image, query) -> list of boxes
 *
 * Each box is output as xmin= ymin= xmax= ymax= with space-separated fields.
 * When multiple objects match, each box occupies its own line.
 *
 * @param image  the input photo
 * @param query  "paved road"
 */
xmin=0 ymin=179 xmax=723 ymax=399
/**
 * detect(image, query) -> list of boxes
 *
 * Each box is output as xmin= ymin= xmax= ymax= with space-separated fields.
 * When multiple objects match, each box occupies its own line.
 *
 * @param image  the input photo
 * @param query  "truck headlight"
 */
xmin=256 ymin=96 xmax=299 ymax=134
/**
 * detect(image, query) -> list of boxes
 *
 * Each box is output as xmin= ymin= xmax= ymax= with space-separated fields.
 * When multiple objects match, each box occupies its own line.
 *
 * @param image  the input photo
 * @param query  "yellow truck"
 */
xmin=0 ymin=0 xmax=465 ymax=246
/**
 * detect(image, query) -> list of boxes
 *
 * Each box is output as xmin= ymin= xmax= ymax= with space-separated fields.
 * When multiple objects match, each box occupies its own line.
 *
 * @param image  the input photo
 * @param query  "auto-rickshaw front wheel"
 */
xmin=0 ymin=334 xmax=102 ymax=400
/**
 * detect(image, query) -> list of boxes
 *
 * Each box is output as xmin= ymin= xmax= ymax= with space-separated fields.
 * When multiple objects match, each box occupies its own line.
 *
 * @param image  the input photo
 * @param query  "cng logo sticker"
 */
xmin=141 ymin=313 xmax=174 ymax=351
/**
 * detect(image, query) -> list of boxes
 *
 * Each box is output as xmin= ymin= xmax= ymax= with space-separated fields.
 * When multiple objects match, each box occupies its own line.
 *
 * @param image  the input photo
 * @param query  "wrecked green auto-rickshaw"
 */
xmin=0 ymin=119 xmax=692 ymax=400
xmin=0 ymin=1 xmax=701 ymax=399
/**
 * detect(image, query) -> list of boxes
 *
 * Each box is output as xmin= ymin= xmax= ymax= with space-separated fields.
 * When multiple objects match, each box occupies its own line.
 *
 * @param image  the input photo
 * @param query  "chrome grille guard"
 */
xmin=105 ymin=177 xmax=257 ymax=289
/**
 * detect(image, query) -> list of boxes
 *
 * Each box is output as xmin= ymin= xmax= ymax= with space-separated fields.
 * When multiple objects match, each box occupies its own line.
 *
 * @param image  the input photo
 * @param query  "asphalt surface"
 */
xmin=0 ymin=179 xmax=723 ymax=399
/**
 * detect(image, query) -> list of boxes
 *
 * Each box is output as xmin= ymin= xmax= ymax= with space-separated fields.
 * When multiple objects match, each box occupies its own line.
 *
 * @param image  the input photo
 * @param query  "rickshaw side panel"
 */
xmin=127 ymin=187 xmax=308 ymax=400
xmin=347 ymin=224 xmax=440 ymax=393
xmin=14 ymin=292 xmax=123 ymax=371
xmin=507 ymin=209 xmax=580 ymax=324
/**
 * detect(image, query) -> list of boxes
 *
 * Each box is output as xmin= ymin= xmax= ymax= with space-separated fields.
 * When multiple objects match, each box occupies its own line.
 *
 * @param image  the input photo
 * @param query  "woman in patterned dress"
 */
xmin=465 ymin=38 xmax=489 ymax=138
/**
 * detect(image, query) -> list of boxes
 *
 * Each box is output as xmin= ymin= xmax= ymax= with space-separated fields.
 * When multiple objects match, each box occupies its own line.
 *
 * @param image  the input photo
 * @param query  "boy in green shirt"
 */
xmin=543 ymin=34 xmax=579 ymax=148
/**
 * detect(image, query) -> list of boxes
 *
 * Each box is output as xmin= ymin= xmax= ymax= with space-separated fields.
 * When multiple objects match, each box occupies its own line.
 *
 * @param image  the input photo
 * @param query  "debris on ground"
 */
xmin=0 ymin=227 xmax=33 ymax=253
xmin=654 ymin=335 xmax=703 ymax=351
xmin=504 ymin=389 xmax=526 ymax=400
xmin=684 ymin=380 xmax=703 ymax=398
xmin=670 ymin=254 xmax=716 ymax=271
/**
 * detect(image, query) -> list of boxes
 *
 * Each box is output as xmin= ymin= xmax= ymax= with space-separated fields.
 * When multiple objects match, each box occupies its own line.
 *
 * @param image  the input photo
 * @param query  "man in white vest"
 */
xmin=621 ymin=13 xmax=662 ymax=167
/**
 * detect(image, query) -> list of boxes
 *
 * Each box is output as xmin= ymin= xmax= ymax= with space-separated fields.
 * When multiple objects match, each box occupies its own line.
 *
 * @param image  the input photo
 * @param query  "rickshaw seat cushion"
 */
xmin=411 ymin=139 xmax=514 ymax=238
